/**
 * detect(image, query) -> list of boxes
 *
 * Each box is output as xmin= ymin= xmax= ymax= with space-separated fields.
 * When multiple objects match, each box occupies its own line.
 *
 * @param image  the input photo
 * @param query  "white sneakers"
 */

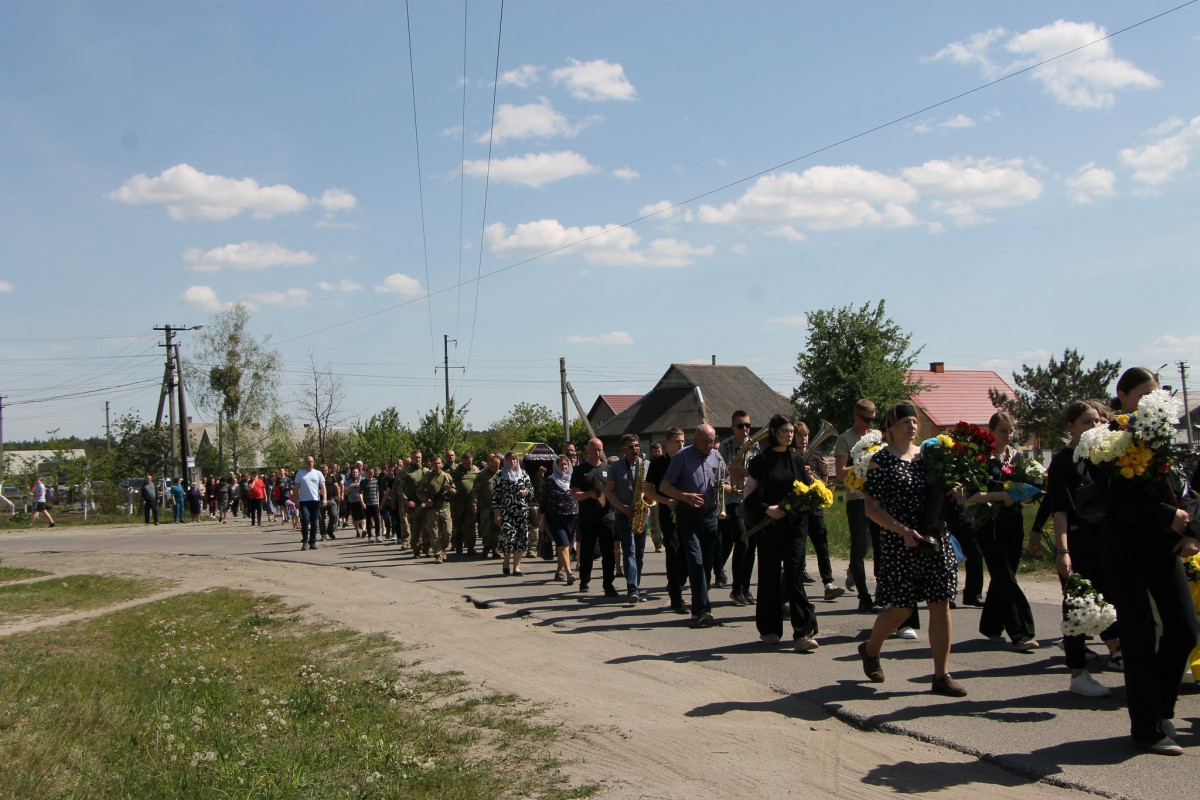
xmin=892 ymin=626 xmax=918 ymax=640
xmin=1069 ymin=671 xmax=1111 ymax=698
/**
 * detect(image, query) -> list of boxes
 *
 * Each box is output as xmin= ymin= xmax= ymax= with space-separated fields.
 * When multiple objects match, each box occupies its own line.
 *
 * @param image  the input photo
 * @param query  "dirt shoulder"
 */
xmin=0 ymin=546 xmax=1089 ymax=799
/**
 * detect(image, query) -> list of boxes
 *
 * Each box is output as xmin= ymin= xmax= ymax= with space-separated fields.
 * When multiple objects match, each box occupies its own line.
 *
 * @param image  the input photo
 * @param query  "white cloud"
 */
xmin=930 ymin=21 xmax=1159 ymax=109
xmin=374 ymin=273 xmax=425 ymax=298
xmin=1120 ymin=114 xmax=1200 ymax=186
xmin=1132 ymin=334 xmax=1200 ymax=362
xmin=980 ymin=350 xmax=1051 ymax=374
xmin=901 ymin=157 xmax=1042 ymax=225
xmin=485 ymin=218 xmax=713 ymax=268
xmin=498 ymin=64 xmax=542 ymax=88
xmin=941 ymin=114 xmax=977 ymax=129
xmin=765 ymin=315 xmax=808 ymax=327
xmin=462 ymin=151 xmax=598 ymax=188
xmin=613 ymin=166 xmax=639 ymax=182
xmin=181 ymin=285 xmax=229 ymax=312
xmin=317 ymin=279 xmax=362 ymax=293
xmin=316 ymin=188 xmax=357 ymax=213
xmin=566 ymin=331 xmax=634 ymax=346
xmin=108 ymin=163 xmax=311 ymax=221
xmin=550 ymin=58 xmax=637 ymax=101
xmin=1065 ymin=162 xmax=1117 ymax=204
xmin=0 ymin=279 xmax=13 ymax=293
xmin=698 ymin=165 xmax=919 ymax=231
xmin=478 ymin=98 xmax=592 ymax=143
xmin=638 ymin=199 xmax=693 ymax=222
xmin=247 ymin=288 xmax=311 ymax=307
xmin=183 ymin=241 xmax=317 ymax=272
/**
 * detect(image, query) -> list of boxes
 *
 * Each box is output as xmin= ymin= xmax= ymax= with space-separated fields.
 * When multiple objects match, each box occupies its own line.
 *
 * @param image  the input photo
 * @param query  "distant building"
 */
xmin=594 ymin=363 xmax=795 ymax=450
xmin=905 ymin=362 xmax=1015 ymax=441
xmin=2 ymin=449 xmax=86 ymax=478
xmin=587 ymin=394 xmax=642 ymax=432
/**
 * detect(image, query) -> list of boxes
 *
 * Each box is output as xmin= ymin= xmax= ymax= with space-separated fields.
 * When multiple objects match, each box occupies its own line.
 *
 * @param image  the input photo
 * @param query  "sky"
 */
xmin=2 ymin=0 xmax=1200 ymax=444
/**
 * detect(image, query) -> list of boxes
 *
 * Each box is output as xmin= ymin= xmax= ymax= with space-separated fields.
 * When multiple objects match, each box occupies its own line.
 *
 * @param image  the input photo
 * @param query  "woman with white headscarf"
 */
xmin=493 ymin=451 xmax=534 ymax=576
xmin=540 ymin=454 xmax=579 ymax=584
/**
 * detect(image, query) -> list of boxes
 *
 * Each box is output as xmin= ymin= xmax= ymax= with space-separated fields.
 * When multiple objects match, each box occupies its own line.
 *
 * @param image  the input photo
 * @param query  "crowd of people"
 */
xmin=112 ymin=365 xmax=1198 ymax=757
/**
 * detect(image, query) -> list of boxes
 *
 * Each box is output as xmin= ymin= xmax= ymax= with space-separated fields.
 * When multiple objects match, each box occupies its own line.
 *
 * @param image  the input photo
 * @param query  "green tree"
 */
xmin=184 ymin=304 xmax=282 ymax=473
xmin=989 ymin=348 xmax=1121 ymax=449
xmin=412 ymin=398 xmax=470 ymax=462
xmin=791 ymin=300 xmax=925 ymax=431
xmin=351 ymin=407 xmax=414 ymax=466
xmin=262 ymin=413 xmax=299 ymax=471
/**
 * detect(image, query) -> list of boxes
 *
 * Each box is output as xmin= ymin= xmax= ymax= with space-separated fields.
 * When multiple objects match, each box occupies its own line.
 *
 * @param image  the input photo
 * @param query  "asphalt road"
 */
xmin=2 ymin=518 xmax=1196 ymax=798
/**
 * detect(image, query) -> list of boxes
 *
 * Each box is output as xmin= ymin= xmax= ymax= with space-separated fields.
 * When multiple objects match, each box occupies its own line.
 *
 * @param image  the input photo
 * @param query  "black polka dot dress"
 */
xmin=863 ymin=448 xmax=957 ymax=608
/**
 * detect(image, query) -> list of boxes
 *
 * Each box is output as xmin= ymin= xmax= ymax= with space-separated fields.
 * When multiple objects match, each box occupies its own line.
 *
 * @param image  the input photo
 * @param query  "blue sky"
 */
xmin=2 ymin=1 xmax=1199 ymax=443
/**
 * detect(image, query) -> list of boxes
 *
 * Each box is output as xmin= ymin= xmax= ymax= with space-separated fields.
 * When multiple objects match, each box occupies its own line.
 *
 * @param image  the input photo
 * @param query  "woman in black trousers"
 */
xmin=1095 ymin=368 xmax=1199 ymax=755
xmin=968 ymin=412 xmax=1037 ymax=650
xmin=745 ymin=414 xmax=819 ymax=653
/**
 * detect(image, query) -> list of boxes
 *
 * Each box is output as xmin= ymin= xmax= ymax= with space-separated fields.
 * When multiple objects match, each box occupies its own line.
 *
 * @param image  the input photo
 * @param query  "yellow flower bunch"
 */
xmin=843 ymin=471 xmax=864 ymax=490
xmin=936 ymin=433 xmax=954 ymax=449
xmin=791 ymin=478 xmax=834 ymax=509
xmin=1115 ymin=440 xmax=1153 ymax=479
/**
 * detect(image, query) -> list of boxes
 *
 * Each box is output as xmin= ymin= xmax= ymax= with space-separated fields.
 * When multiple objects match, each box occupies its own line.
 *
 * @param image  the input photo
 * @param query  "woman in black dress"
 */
xmin=1094 ymin=367 xmax=1199 ymax=755
xmin=493 ymin=451 xmax=534 ymax=576
xmin=745 ymin=414 xmax=819 ymax=653
xmin=857 ymin=403 xmax=964 ymax=696
xmin=967 ymin=412 xmax=1038 ymax=651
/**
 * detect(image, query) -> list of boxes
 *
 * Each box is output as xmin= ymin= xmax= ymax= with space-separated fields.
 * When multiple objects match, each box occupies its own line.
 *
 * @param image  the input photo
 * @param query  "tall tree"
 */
xmin=351 ymin=407 xmax=414 ymax=466
xmin=791 ymin=300 xmax=925 ymax=431
xmin=184 ymin=304 xmax=282 ymax=472
xmin=412 ymin=398 xmax=469 ymax=462
xmin=989 ymin=348 xmax=1121 ymax=449
xmin=293 ymin=350 xmax=347 ymax=463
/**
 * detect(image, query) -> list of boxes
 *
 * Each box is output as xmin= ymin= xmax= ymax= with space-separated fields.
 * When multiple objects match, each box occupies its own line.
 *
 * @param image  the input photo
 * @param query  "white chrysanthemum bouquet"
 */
xmin=1075 ymin=388 xmax=1182 ymax=482
xmin=1061 ymin=573 xmax=1118 ymax=637
xmin=842 ymin=430 xmax=883 ymax=491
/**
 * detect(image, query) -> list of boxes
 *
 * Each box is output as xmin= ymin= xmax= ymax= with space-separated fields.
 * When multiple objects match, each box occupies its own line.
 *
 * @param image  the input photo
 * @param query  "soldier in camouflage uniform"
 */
xmin=449 ymin=452 xmax=481 ymax=556
xmin=418 ymin=455 xmax=456 ymax=563
xmin=473 ymin=454 xmax=501 ymax=558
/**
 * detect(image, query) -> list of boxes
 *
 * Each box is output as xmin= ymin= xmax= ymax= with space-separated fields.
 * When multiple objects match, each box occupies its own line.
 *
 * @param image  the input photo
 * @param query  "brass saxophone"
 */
xmin=630 ymin=458 xmax=655 ymax=533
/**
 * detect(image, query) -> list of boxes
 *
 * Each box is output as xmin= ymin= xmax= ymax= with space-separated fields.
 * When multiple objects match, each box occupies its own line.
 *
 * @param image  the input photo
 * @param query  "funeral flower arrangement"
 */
xmin=969 ymin=456 xmax=1048 ymax=526
xmin=743 ymin=478 xmax=834 ymax=540
xmin=919 ymin=422 xmax=994 ymax=492
xmin=1074 ymin=389 xmax=1182 ymax=483
xmin=1060 ymin=573 xmax=1118 ymax=637
xmin=841 ymin=430 xmax=883 ymax=491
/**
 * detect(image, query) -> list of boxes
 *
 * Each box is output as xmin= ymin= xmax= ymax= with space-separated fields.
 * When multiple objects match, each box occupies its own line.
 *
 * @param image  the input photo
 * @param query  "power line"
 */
xmin=463 ymin=0 xmax=504 ymax=378
xmin=274 ymin=2 xmax=1197 ymax=351
xmin=405 ymin=0 xmax=437 ymax=360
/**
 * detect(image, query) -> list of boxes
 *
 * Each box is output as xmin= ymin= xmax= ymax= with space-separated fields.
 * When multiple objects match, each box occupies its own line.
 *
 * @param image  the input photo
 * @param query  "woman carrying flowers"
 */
xmin=966 ymin=412 xmax=1038 ymax=651
xmin=1082 ymin=367 xmax=1199 ymax=756
xmin=744 ymin=414 xmax=820 ymax=652
xmin=1048 ymin=400 xmax=1120 ymax=698
xmin=857 ymin=403 xmax=965 ymax=697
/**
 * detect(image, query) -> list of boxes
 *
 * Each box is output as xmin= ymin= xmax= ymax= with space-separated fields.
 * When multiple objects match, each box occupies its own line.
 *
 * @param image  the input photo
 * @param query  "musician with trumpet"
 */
xmin=570 ymin=438 xmax=618 ymax=596
xmin=606 ymin=433 xmax=653 ymax=604
xmin=718 ymin=410 xmax=763 ymax=606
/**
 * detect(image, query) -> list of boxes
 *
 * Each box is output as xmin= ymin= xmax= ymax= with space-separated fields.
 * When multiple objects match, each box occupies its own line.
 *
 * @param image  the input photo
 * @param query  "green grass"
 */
xmin=0 ymin=574 xmax=171 ymax=619
xmin=0 ymin=566 xmax=51 ymax=584
xmin=0 ymin=511 xmax=204 ymax=530
xmin=0 ymin=589 xmax=597 ymax=799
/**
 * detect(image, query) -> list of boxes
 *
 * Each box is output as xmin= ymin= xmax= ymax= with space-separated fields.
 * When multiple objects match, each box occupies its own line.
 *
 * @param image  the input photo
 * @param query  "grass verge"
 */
xmin=0 ymin=574 xmax=171 ymax=619
xmin=0 ymin=566 xmax=51 ymax=584
xmin=0 ymin=589 xmax=597 ymax=799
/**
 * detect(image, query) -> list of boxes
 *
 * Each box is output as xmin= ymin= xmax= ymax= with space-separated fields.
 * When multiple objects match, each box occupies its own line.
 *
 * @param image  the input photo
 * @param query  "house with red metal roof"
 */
xmin=587 ymin=394 xmax=642 ymax=431
xmin=906 ymin=362 xmax=1015 ymax=441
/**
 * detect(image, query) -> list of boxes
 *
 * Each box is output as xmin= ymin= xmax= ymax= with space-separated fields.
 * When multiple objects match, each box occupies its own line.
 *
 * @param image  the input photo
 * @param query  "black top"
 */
xmin=744 ymin=448 xmax=805 ymax=525
xmin=571 ymin=460 xmax=614 ymax=527
xmin=1047 ymin=445 xmax=1089 ymax=533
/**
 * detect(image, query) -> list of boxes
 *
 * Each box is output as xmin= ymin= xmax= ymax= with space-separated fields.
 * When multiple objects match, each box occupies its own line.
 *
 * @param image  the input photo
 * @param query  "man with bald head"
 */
xmin=661 ymin=424 xmax=730 ymax=627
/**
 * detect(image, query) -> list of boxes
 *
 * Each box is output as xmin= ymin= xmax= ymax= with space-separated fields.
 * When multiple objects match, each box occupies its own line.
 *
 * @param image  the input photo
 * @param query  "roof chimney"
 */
xmin=711 ymin=355 xmax=716 ymax=365
xmin=930 ymin=362 xmax=945 ymax=374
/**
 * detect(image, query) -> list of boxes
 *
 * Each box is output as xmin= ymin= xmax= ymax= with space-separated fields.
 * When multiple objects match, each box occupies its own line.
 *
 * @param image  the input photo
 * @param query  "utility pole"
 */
xmin=1180 ymin=361 xmax=1193 ymax=446
xmin=154 ymin=324 xmax=202 ymax=484
xmin=435 ymin=334 xmax=464 ymax=409
xmin=105 ymin=401 xmax=112 ymax=452
xmin=0 ymin=395 xmax=6 ymax=485
xmin=560 ymin=358 xmax=570 ymax=447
